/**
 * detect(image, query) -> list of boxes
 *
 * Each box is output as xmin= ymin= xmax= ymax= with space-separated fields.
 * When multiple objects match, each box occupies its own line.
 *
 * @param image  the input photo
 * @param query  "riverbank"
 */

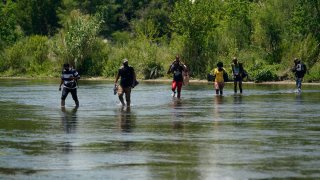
xmin=0 ymin=76 xmax=319 ymax=85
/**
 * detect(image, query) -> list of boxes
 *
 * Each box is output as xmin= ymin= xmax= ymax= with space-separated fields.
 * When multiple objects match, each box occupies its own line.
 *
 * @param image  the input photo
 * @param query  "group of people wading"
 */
xmin=58 ymin=56 xmax=307 ymax=107
xmin=211 ymin=57 xmax=247 ymax=95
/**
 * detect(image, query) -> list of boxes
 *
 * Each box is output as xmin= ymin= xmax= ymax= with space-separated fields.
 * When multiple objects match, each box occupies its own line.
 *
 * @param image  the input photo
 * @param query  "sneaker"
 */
xmin=172 ymin=91 xmax=176 ymax=97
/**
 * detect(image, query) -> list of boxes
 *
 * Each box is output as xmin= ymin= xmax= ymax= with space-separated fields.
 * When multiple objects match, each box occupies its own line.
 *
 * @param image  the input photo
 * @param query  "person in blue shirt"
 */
xmin=231 ymin=57 xmax=245 ymax=94
xmin=59 ymin=63 xmax=80 ymax=107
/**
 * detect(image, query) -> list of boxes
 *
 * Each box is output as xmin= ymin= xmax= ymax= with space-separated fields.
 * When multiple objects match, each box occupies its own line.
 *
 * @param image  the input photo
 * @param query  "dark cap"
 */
xmin=63 ymin=63 xmax=70 ymax=68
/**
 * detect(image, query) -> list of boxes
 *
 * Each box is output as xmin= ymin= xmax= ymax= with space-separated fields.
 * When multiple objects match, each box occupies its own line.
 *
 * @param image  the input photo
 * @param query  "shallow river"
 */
xmin=0 ymin=79 xmax=319 ymax=179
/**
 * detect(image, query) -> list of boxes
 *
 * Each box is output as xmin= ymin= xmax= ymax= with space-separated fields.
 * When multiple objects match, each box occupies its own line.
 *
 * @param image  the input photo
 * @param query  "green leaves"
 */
xmin=56 ymin=10 xmax=102 ymax=69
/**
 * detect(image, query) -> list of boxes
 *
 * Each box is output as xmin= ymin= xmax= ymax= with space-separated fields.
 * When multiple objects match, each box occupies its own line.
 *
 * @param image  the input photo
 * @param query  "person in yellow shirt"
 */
xmin=212 ymin=62 xmax=227 ymax=95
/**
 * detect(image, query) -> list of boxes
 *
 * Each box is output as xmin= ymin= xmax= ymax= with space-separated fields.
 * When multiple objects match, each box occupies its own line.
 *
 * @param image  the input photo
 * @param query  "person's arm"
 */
xmin=212 ymin=69 xmax=217 ymax=79
xmin=115 ymin=69 xmax=120 ymax=85
xmin=231 ymin=64 xmax=235 ymax=76
xmin=133 ymin=68 xmax=136 ymax=81
xmin=291 ymin=64 xmax=297 ymax=72
xmin=59 ymin=79 xmax=63 ymax=91
xmin=73 ymin=70 xmax=80 ymax=80
xmin=182 ymin=63 xmax=187 ymax=72
xmin=167 ymin=64 xmax=173 ymax=74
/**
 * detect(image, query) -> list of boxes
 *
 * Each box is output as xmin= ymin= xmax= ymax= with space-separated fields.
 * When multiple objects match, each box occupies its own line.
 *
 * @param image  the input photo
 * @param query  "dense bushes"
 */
xmin=0 ymin=35 xmax=54 ymax=76
xmin=0 ymin=0 xmax=320 ymax=82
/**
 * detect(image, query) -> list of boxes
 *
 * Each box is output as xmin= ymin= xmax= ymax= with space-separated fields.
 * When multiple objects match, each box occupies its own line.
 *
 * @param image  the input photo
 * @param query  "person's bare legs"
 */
xmin=61 ymin=100 xmax=65 ymax=107
xmin=239 ymin=81 xmax=243 ymax=93
xmin=124 ymin=88 xmax=131 ymax=107
xmin=234 ymin=81 xmax=237 ymax=93
xmin=119 ymin=94 xmax=125 ymax=106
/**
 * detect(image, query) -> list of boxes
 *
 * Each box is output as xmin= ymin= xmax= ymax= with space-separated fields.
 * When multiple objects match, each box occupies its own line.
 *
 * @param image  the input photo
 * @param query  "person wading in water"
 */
xmin=212 ymin=62 xmax=227 ymax=95
xmin=231 ymin=57 xmax=245 ymax=94
xmin=114 ymin=59 xmax=137 ymax=107
xmin=167 ymin=55 xmax=187 ymax=99
xmin=292 ymin=58 xmax=307 ymax=93
xmin=59 ymin=63 xmax=80 ymax=107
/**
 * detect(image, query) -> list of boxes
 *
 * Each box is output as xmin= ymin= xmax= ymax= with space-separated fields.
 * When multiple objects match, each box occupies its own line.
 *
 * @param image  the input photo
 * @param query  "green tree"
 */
xmin=0 ymin=0 xmax=23 ymax=49
xmin=54 ymin=10 xmax=102 ymax=73
xmin=170 ymin=0 xmax=221 ymax=77
xmin=221 ymin=0 xmax=252 ymax=51
xmin=1 ymin=35 xmax=50 ymax=75
xmin=15 ymin=0 xmax=61 ymax=35
xmin=251 ymin=0 xmax=284 ymax=64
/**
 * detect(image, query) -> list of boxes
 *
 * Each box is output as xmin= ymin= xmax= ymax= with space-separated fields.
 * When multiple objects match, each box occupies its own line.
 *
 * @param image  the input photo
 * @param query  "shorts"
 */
xmin=61 ymin=87 xmax=78 ymax=101
xmin=117 ymin=85 xmax=131 ymax=96
xmin=234 ymin=75 xmax=242 ymax=82
xmin=214 ymin=82 xmax=224 ymax=90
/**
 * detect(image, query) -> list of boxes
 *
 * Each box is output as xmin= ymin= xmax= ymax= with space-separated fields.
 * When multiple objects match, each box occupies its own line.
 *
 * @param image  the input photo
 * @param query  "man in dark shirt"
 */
xmin=292 ymin=58 xmax=307 ymax=93
xmin=59 ymin=63 xmax=80 ymax=107
xmin=231 ymin=57 xmax=245 ymax=94
xmin=115 ymin=59 xmax=136 ymax=107
xmin=167 ymin=55 xmax=187 ymax=99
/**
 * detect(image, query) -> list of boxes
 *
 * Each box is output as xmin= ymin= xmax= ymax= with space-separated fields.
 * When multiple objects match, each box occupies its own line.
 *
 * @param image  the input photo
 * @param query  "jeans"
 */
xmin=296 ymin=78 xmax=302 ymax=89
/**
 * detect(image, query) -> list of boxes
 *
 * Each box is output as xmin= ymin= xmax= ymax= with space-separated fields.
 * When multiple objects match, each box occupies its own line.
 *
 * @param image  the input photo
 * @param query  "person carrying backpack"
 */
xmin=115 ymin=59 xmax=137 ymax=107
xmin=292 ymin=58 xmax=307 ymax=93
xmin=231 ymin=57 xmax=245 ymax=94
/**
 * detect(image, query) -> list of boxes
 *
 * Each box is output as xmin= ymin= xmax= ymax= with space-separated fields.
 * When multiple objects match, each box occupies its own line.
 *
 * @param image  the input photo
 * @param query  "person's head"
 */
xmin=232 ymin=57 xmax=238 ymax=64
xmin=294 ymin=57 xmax=300 ymax=64
xmin=63 ymin=63 xmax=70 ymax=71
xmin=123 ymin=58 xmax=129 ymax=67
xmin=174 ymin=55 xmax=180 ymax=65
xmin=217 ymin=62 xmax=223 ymax=69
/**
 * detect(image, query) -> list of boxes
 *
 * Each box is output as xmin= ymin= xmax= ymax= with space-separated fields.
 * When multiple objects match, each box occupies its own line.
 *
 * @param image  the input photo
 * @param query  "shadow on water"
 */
xmin=60 ymin=107 xmax=78 ymax=153
xmin=118 ymin=107 xmax=136 ymax=133
xmin=171 ymin=99 xmax=184 ymax=130
xmin=61 ymin=107 xmax=78 ymax=134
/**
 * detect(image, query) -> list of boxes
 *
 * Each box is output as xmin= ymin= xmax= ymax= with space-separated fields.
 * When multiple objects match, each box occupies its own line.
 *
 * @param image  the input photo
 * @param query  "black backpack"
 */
xmin=223 ymin=70 xmax=229 ymax=82
xmin=207 ymin=74 xmax=215 ymax=81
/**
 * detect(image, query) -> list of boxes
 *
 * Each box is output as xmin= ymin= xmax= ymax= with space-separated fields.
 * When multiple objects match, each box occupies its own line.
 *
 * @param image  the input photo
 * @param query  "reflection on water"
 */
xmin=61 ymin=107 xmax=78 ymax=134
xmin=60 ymin=107 xmax=78 ymax=153
xmin=118 ymin=107 xmax=135 ymax=133
xmin=0 ymin=79 xmax=320 ymax=179
xmin=171 ymin=99 xmax=184 ymax=130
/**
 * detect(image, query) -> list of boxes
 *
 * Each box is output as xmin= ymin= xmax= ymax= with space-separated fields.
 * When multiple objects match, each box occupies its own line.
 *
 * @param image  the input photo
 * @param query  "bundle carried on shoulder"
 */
xmin=223 ymin=70 xmax=229 ymax=82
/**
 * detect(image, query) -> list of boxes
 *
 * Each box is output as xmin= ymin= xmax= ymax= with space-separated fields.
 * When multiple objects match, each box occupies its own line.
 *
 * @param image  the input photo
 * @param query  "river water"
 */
xmin=0 ymin=79 xmax=319 ymax=179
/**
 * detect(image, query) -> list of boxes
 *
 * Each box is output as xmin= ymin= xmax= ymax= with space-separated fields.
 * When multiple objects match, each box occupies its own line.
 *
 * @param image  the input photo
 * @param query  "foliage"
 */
xmin=0 ymin=35 xmax=52 ymax=76
xmin=15 ymin=0 xmax=61 ymax=35
xmin=252 ymin=69 xmax=278 ymax=83
xmin=0 ymin=0 xmax=23 ymax=50
xmin=81 ymin=38 xmax=110 ymax=76
xmin=0 ymin=0 xmax=320 ymax=81
xmin=143 ymin=61 xmax=164 ymax=79
xmin=54 ymin=10 xmax=102 ymax=73
xmin=170 ymin=0 xmax=221 ymax=78
xmin=304 ymin=62 xmax=320 ymax=82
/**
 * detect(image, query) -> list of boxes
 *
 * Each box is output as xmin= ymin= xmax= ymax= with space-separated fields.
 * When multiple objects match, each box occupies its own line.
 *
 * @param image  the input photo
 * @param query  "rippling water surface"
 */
xmin=0 ymin=79 xmax=319 ymax=179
